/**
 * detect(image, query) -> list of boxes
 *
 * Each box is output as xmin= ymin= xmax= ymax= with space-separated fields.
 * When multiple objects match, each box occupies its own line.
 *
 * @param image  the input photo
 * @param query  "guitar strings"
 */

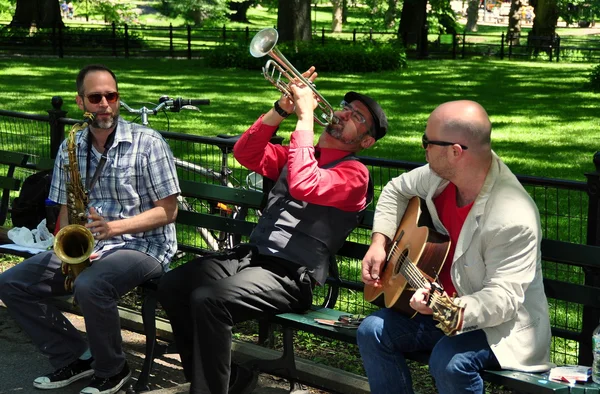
xmin=392 ymin=245 xmax=446 ymax=312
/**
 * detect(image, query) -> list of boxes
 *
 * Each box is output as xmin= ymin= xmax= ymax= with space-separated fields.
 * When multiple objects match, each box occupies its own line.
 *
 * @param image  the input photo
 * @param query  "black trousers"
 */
xmin=157 ymin=244 xmax=314 ymax=394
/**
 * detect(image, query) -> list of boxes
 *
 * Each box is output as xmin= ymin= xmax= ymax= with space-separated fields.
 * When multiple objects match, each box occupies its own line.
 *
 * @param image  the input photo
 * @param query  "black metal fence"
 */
xmin=1 ymin=98 xmax=599 ymax=365
xmin=1 ymin=22 xmax=600 ymax=62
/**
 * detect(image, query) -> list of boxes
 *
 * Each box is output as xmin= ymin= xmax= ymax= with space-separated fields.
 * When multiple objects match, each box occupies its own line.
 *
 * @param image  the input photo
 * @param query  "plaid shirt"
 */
xmin=49 ymin=117 xmax=180 ymax=268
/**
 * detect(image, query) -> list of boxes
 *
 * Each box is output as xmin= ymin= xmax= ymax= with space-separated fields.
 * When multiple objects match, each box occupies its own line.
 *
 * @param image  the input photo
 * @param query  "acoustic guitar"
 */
xmin=363 ymin=196 xmax=465 ymax=336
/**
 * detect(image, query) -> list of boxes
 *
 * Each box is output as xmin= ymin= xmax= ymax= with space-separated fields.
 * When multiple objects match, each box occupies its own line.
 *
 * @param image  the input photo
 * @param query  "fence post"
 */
xmin=555 ymin=35 xmax=561 ymax=62
xmin=508 ymin=33 xmax=513 ymax=60
xmin=322 ymin=27 xmax=325 ymax=45
xmin=462 ymin=31 xmax=466 ymax=59
xmin=187 ymin=25 xmax=192 ymax=60
xmin=112 ymin=22 xmax=117 ymax=57
xmin=169 ymin=23 xmax=174 ymax=58
xmin=47 ymin=97 xmax=67 ymax=160
xmin=353 ymin=28 xmax=356 ymax=43
xmin=124 ymin=24 xmax=129 ymax=58
xmin=245 ymin=26 xmax=249 ymax=44
xmin=581 ymin=151 xmax=600 ymax=365
xmin=500 ymin=32 xmax=505 ymax=60
xmin=58 ymin=24 xmax=63 ymax=58
xmin=452 ymin=34 xmax=457 ymax=59
xmin=585 ymin=152 xmax=600 ymax=246
xmin=222 ymin=25 xmax=226 ymax=42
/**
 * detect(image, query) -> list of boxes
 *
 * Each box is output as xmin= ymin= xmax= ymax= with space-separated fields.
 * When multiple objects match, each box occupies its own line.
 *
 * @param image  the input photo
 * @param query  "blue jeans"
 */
xmin=357 ymin=308 xmax=500 ymax=394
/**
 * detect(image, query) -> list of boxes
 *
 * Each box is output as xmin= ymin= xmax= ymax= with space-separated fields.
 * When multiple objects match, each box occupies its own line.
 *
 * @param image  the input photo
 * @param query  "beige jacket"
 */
xmin=372 ymin=152 xmax=554 ymax=372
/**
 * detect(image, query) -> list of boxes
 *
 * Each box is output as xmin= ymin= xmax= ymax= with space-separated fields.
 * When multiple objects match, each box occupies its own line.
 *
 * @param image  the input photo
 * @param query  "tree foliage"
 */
xmin=0 ymin=0 xmax=16 ymax=17
xmin=556 ymin=0 xmax=599 ymax=25
xmin=160 ymin=0 xmax=230 ymax=25
xmin=90 ymin=0 xmax=137 ymax=24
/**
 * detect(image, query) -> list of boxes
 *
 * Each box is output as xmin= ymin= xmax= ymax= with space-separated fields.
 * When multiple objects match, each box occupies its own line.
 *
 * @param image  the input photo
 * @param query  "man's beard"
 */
xmin=84 ymin=105 xmax=118 ymax=129
xmin=325 ymin=116 xmax=362 ymax=145
xmin=93 ymin=114 xmax=118 ymax=129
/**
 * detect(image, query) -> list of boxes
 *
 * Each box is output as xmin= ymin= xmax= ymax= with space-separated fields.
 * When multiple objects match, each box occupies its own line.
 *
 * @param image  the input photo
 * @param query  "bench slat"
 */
xmin=544 ymin=278 xmax=600 ymax=306
xmin=176 ymin=210 xmax=256 ymax=236
xmin=179 ymin=180 xmax=263 ymax=208
xmin=271 ymin=307 xmax=358 ymax=344
xmin=0 ymin=176 xmax=21 ymax=191
xmin=0 ymin=150 xmax=29 ymax=166
xmin=541 ymin=239 xmax=600 ymax=269
xmin=480 ymin=370 xmax=571 ymax=393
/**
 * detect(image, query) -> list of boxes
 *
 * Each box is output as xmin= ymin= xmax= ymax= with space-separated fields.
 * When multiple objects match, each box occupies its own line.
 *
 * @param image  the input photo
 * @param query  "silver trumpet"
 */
xmin=249 ymin=27 xmax=335 ymax=127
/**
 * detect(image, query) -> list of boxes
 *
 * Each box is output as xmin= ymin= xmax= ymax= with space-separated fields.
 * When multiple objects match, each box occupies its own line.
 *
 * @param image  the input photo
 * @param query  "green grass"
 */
xmin=1 ymin=56 xmax=598 ymax=182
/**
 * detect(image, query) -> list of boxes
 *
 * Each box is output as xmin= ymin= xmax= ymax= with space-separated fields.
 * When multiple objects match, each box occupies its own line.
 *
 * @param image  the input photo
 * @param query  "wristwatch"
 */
xmin=273 ymin=100 xmax=290 ymax=118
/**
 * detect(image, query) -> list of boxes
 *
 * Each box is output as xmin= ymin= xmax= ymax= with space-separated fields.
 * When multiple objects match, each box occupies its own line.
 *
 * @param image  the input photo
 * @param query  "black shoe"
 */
xmin=33 ymin=357 xmax=94 ymax=389
xmin=80 ymin=362 xmax=131 ymax=394
xmin=228 ymin=363 xmax=258 ymax=394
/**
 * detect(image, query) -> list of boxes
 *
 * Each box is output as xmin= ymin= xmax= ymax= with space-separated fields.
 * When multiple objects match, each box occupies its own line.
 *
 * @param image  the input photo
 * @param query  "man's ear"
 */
xmin=75 ymin=94 xmax=84 ymax=111
xmin=361 ymin=135 xmax=376 ymax=150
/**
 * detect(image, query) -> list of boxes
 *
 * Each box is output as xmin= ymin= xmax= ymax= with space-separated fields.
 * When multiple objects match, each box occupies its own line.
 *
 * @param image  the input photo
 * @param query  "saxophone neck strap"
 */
xmin=86 ymin=127 xmax=116 ymax=192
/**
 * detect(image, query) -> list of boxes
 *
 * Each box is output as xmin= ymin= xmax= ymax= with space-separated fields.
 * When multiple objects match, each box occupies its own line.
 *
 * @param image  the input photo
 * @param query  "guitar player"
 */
xmin=358 ymin=100 xmax=554 ymax=394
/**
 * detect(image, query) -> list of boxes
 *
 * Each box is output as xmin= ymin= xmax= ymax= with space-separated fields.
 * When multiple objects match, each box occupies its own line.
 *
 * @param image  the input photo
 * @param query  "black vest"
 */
xmin=249 ymin=155 xmax=373 ymax=284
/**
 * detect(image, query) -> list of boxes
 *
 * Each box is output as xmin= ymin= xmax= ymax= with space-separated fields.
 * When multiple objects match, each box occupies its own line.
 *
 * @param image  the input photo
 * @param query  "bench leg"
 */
xmin=246 ymin=327 xmax=309 ymax=393
xmin=134 ymin=289 xmax=158 ymax=392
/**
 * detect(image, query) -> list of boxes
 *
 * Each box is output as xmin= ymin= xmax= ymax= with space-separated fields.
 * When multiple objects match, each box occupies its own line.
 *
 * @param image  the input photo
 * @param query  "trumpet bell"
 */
xmin=250 ymin=28 xmax=278 ymax=58
xmin=249 ymin=27 xmax=335 ymax=127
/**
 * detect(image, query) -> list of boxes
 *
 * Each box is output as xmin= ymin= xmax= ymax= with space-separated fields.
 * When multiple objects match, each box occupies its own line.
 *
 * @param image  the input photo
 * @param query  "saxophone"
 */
xmin=54 ymin=112 xmax=96 ymax=292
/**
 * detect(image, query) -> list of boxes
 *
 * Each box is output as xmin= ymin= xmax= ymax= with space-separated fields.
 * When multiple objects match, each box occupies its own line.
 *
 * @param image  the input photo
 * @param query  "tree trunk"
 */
xmin=278 ymin=0 xmax=312 ymax=42
xmin=342 ymin=0 xmax=348 ymax=23
xmin=530 ymin=0 xmax=559 ymax=53
xmin=9 ymin=0 xmax=64 ymax=28
xmin=465 ymin=0 xmax=479 ymax=32
xmin=398 ymin=0 xmax=427 ymax=54
xmin=229 ymin=1 xmax=256 ymax=23
xmin=332 ymin=0 xmax=343 ymax=32
xmin=506 ymin=0 xmax=523 ymax=45
xmin=384 ymin=0 xmax=399 ymax=29
xmin=531 ymin=0 xmax=558 ymax=36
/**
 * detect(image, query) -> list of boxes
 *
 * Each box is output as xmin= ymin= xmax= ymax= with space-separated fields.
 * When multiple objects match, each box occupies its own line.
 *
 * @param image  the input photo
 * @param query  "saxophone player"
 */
xmin=0 ymin=64 xmax=180 ymax=394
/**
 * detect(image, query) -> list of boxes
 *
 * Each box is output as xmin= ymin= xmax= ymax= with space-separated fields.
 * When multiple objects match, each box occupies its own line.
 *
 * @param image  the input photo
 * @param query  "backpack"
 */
xmin=11 ymin=169 xmax=53 ymax=230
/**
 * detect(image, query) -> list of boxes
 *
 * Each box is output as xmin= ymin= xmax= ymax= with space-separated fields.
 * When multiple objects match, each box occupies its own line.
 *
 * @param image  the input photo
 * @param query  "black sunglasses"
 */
xmin=422 ymin=134 xmax=468 ymax=150
xmin=84 ymin=92 xmax=120 ymax=104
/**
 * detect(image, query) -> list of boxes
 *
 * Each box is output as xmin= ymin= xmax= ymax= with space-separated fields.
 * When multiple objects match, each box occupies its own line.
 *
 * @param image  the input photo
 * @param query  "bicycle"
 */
xmin=120 ymin=96 xmax=263 ymax=254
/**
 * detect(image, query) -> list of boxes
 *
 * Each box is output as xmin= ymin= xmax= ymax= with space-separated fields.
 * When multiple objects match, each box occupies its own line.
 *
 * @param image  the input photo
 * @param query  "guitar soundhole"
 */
xmin=394 ymin=250 xmax=409 ymax=275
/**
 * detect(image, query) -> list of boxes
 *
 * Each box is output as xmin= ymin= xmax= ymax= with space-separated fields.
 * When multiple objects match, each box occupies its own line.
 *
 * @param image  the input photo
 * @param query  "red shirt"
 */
xmin=233 ymin=116 xmax=370 ymax=212
xmin=433 ymin=183 xmax=474 ymax=297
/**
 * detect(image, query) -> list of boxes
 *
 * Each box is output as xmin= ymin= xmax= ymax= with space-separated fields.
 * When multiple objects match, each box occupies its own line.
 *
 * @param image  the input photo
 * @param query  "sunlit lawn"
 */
xmin=1 ymin=57 xmax=598 ymax=181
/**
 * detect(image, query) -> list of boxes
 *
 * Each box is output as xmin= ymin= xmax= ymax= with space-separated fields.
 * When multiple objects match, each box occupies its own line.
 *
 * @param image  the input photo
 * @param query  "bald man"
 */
xmin=358 ymin=101 xmax=554 ymax=394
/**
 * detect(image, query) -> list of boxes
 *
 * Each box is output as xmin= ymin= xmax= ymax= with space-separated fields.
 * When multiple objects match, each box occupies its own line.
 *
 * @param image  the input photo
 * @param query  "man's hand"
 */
xmin=278 ymin=66 xmax=318 ymax=114
xmin=86 ymin=207 xmax=112 ymax=241
xmin=361 ymin=242 xmax=387 ymax=287
xmin=409 ymin=285 xmax=434 ymax=315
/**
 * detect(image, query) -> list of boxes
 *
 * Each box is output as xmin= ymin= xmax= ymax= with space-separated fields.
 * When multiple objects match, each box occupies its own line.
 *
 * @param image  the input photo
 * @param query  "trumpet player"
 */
xmin=157 ymin=66 xmax=388 ymax=394
xmin=0 ymin=64 xmax=180 ymax=394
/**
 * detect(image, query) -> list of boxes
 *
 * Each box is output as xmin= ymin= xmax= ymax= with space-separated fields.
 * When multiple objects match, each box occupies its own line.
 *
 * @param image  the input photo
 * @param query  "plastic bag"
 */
xmin=8 ymin=219 xmax=55 ymax=250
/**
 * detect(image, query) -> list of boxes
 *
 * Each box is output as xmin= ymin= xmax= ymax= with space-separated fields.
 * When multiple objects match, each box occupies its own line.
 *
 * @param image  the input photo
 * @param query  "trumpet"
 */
xmin=249 ymin=27 xmax=335 ymax=127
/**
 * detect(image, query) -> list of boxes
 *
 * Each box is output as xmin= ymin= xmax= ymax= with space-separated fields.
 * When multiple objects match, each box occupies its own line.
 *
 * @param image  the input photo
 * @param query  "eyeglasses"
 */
xmin=340 ymin=100 xmax=367 ymax=125
xmin=83 ymin=92 xmax=120 ymax=104
xmin=422 ymin=134 xmax=468 ymax=150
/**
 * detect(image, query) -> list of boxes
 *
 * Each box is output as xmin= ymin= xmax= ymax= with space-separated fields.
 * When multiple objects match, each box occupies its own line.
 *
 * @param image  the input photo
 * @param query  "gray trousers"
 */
xmin=0 ymin=249 xmax=163 ymax=378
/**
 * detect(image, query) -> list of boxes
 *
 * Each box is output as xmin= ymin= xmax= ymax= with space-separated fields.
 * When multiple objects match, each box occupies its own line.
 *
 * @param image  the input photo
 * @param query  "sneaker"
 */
xmin=33 ymin=357 xmax=94 ymax=389
xmin=80 ymin=362 xmax=131 ymax=394
xmin=228 ymin=363 xmax=258 ymax=394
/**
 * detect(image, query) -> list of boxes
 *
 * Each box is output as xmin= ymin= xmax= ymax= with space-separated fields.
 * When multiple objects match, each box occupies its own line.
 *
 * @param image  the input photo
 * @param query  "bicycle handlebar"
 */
xmin=120 ymin=96 xmax=210 ymax=126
